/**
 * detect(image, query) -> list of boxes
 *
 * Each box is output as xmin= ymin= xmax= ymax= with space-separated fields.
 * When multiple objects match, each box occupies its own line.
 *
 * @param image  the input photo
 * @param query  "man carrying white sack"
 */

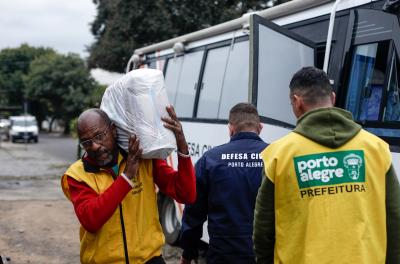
xmin=61 ymin=106 xmax=196 ymax=264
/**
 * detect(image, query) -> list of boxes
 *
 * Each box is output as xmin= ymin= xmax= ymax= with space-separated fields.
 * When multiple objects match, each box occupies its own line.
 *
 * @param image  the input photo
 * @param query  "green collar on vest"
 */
xmin=294 ymin=107 xmax=361 ymax=148
xmin=82 ymin=147 xmax=126 ymax=173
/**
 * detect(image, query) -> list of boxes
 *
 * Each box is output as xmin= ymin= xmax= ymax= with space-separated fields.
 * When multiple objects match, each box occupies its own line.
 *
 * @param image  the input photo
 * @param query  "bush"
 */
xmin=70 ymin=118 xmax=78 ymax=139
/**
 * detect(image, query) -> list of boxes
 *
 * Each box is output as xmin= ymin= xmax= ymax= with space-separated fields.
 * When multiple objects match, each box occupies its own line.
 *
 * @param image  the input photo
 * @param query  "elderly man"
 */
xmin=253 ymin=67 xmax=400 ymax=264
xmin=61 ymin=106 xmax=196 ymax=264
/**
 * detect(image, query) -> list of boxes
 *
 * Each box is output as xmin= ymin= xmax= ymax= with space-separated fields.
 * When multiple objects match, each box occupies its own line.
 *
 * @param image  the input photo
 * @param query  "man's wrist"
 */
xmin=178 ymin=150 xmax=190 ymax=158
xmin=176 ymin=143 xmax=189 ymax=156
xmin=176 ymin=134 xmax=188 ymax=151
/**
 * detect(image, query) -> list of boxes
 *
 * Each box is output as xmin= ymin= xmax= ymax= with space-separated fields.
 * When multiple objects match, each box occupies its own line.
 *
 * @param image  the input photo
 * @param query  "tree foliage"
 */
xmin=0 ymin=45 xmax=104 ymax=133
xmin=88 ymin=0 xmax=291 ymax=73
xmin=24 ymin=53 xmax=101 ymax=133
xmin=0 ymin=44 xmax=54 ymax=107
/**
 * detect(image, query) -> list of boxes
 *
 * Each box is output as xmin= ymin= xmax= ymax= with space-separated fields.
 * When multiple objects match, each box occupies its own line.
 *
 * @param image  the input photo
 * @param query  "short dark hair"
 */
xmin=289 ymin=67 xmax=333 ymax=106
xmin=229 ymin=103 xmax=260 ymax=131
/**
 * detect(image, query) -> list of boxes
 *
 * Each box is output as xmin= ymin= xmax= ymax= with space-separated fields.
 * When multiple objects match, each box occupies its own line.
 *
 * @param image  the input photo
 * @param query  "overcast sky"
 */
xmin=0 ymin=0 xmax=96 ymax=58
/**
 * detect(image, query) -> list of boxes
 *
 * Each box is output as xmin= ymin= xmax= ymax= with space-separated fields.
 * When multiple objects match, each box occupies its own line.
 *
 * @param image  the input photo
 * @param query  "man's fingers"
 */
xmin=166 ymin=105 xmax=178 ymax=120
xmin=161 ymin=116 xmax=181 ymax=131
xmin=131 ymin=138 xmax=140 ymax=154
xmin=129 ymin=134 xmax=137 ymax=148
xmin=163 ymin=123 xmax=178 ymax=133
xmin=161 ymin=116 xmax=174 ymax=124
xmin=136 ymin=148 xmax=143 ymax=158
xmin=161 ymin=115 xmax=178 ymax=125
xmin=128 ymin=135 xmax=133 ymax=148
xmin=128 ymin=135 xmax=142 ymax=159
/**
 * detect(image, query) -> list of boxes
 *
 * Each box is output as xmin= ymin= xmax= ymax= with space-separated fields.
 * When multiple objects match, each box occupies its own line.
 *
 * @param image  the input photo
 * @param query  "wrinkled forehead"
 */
xmin=78 ymin=113 xmax=108 ymax=140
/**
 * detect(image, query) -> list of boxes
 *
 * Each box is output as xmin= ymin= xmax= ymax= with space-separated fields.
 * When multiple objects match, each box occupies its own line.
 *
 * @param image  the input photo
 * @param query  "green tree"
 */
xmin=0 ymin=44 xmax=54 ymax=110
xmin=88 ymin=0 xmax=291 ymax=73
xmin=24 ymin=53 xmax=101 ymax=134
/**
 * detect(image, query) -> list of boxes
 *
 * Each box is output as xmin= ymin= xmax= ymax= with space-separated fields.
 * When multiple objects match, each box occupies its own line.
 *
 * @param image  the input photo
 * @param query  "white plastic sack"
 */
xmin=100 ymin=68 xmax=176 ymax=159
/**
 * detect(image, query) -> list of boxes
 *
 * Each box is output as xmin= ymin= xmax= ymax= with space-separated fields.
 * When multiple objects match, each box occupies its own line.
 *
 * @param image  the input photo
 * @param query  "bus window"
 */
xmin=345 ymin=42 xmax=389 ymax=122
xmin=197 ymin=46 xmax=230 ymax=119
xmin=165 ymin=56 xmax=184 ymax=105
xmin=218 ymin=41 xmax=249 ymax=119
xmin=147 ymin=59 xmax=165 ymax=70
xmin=384 ymin=52 xmax=400 ymax=122
xmin=148 ymin=61 xmax=157 ymax=69
xmin=197 ymin=40 xmax=249 ymax=119
xmin=169 ymin=51 xmax=204 ymax=117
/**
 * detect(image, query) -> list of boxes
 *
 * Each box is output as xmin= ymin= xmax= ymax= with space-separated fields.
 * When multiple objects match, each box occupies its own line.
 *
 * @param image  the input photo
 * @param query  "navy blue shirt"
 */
xmin=180 ymin=132 xmax=268 ymax=264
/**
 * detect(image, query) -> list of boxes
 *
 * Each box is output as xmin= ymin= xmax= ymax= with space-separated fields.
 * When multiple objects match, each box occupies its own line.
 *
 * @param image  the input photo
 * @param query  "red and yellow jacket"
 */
xmin=61 ymin=151 xmax=195 ymax=264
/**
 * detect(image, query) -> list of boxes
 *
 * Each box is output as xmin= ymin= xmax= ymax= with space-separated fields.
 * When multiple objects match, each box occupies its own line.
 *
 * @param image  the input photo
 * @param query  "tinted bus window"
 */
xmin=167 ymin=51 xmax=204 ymax=117
xmin=218 ymin=41 xmax=249 ymax=119
xmin=384 ymin=51 xmax=400 ymax=122
xmin=196 ymin=41 xmax=249 ymax=119
xmin=165 ymin=57 xmax=183 ymax=105
xmin=148 ymin=59 xmax=165 ymax=70
xmin=148 ymin=61 xmax=157 ymax=69
xmin=197 ymin=46 xmax=230 ymax=118
xmin=345 ymin=42 xmax=389 ymax=122
xmin=174 ymin=51 xmax=204 ymax=117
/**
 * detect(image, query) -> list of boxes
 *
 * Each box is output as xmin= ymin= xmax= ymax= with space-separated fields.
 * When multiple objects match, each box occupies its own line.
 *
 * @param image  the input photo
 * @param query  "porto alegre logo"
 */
xmin=294 ymin=150 xmax=365 ymax=189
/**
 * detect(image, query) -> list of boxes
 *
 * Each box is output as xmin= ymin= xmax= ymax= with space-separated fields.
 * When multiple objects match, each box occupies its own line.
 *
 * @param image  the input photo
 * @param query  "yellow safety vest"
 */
xmin=261 ymin=129 xmax=391 ymax=264
xmin=61 ymin=154 xmax=164 ymax=264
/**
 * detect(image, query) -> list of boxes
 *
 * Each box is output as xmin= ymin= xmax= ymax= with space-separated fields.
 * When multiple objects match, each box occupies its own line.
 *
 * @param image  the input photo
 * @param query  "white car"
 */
xmin=9 ymin=116 xmax=39 ymax=143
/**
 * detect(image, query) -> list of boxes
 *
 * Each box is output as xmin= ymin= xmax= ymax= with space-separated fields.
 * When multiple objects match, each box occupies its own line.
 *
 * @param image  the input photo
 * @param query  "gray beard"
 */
xmin=96 ymin=153 xmax=114 ymax=167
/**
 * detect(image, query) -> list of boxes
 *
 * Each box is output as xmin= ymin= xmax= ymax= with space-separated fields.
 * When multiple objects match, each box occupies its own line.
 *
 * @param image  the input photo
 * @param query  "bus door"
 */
xmin=339 ymin=8 xmax=400 ymax=173
xmin=250 ymin=14 xmax=316 ymax=134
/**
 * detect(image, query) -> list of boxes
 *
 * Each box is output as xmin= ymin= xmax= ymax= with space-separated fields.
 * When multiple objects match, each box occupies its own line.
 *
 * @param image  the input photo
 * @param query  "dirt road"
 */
xmin=0 ymin=200 xmax=80 ymax=263
xmin=0 ymin=135 xmax=190 ymax=264
xmin=0 ymin=199 xmax=185 ymax=264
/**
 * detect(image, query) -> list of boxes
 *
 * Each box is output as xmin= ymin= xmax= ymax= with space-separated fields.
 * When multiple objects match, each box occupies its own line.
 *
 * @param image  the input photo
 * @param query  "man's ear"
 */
xmin=291 ymin=94 xmax=305 ymax=118
xmin=292 ymin=94 xmax=301 ymax=107
xmin=111 ymin=122 xmax=117 ymax=137
xmin=291 ymin=94 xmax=301 ymax=110
xmin=228 ymin=123 xmax=235 ymax=137
xmin=256 ymin=123 xmax=263 ymax=135
xmin=331 ymin=91 xmax=336 ymax=106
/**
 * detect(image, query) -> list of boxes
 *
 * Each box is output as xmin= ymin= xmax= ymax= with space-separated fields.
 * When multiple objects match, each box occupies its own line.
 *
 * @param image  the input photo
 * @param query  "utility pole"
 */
xmin=0 ymin=89 xmax=6 ymax=148
xmin=24 ymin=100 xmax=28 ymax=150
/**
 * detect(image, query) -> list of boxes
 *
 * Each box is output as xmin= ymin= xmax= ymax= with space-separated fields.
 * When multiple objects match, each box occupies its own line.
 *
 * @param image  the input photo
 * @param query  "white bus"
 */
xmin=127 ymin=0 xmax=400 ymax=244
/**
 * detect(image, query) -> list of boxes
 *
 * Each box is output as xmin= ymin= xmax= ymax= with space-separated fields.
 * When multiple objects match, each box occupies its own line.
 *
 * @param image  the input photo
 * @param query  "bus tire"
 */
xmin=159 ymin=195 xmax=181 ymax=245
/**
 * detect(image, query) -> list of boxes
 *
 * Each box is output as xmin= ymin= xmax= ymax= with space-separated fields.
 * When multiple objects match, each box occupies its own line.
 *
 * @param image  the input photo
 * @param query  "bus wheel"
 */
xmin=160 ymin=196 xmax=181 ymax=245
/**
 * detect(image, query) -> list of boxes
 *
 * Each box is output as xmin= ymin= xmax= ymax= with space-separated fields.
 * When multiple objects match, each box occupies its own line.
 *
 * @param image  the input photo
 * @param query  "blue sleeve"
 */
xmin=179 ymin=155 xmax=209 ymax=260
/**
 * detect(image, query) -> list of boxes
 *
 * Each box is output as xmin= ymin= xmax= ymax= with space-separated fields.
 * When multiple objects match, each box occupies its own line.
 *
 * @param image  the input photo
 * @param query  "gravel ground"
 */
xmin=0 ymin=140 xmax=70 ymax=180
xmin=0 ymin=136 xmax=201 ymax=264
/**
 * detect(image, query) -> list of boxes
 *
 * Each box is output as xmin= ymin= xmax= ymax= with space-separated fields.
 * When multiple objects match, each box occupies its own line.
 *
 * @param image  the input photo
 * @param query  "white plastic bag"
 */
xmin=100 ymin=68 xmax=176 ymax=159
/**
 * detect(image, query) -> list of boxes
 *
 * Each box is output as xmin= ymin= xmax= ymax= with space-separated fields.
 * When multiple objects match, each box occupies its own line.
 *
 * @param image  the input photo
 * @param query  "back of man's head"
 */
xmin=229 ymin=103 xmax=261 ymax=135
xmin=289 ymin=66 xmax=333 ymax=107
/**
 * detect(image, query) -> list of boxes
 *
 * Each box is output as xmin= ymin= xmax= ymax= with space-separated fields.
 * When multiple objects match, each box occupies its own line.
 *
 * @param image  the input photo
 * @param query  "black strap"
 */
xmin=119 ymin=204 xmax=130 ymax=264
